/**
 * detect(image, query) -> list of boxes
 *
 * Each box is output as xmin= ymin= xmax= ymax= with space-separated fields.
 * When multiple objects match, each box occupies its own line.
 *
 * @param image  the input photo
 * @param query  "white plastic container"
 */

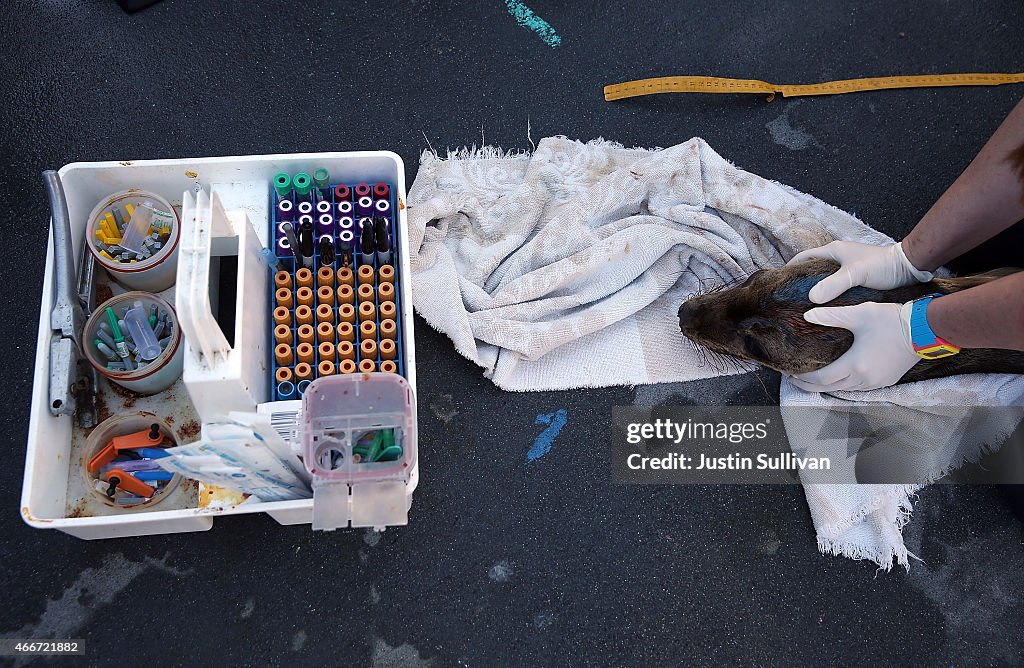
xmin=82 ymin=291 xmax=183 ymax=395
xmin=23 ymin=151 xmax=418 ymax=539
xmin=86 ymin=190 xmax=180 ymax=292
xmin=81 ymin=413 xmax=183 ymax=510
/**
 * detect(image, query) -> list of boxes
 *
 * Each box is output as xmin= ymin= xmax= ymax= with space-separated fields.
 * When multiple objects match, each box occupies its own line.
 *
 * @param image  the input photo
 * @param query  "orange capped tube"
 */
xmin=275 ymin=287 xmax=293 ymax=309
xmin=316 ymin=303 xmax=333 ymax=324
xmin=338 ymin=303 xmax=356 ymax=324
xmin=358 ymin=301 xmax=376 ymax=323
xmin=275 ymin=271 xmax=293 ymax=291
xmin=317 ymin=266 xmax=335 ymax=287
xmin=295 ymin=305 xmax=313 ymax=326
xmin=337 ymin=341 xmax=356 ymax=361
xmin=379 ymin=360 xmax=397 ymax=373
xmin=357 ymin=283 xmax=374 ymax=303
xmin=357 ymin=264 xmax=375 ymax=286
xmin=380 ymin=301 xmax=396 ymax=320
xmin=296 ymin=267 xmax=314 ymax=289
xmin=297 ymin=324 xmax=315 ymax=345
xmin=336 ymin=284 xmax=355 ymax=305
xmin=340 ymin=359 xmax=357 ymax=374
xmin=317 ymin=321 xmax=334 ymax=344
xmin=317 ymin=285 xmax=334 ymax=306
xmin=359 ymin=359 xmax=376 ymax=373
xmin=360 ymin=320 xmax=377 ymax=341
xmin=379 ymin=319 xmax=397 ymax=340
xmin=295 ymin=362 xmax=314 ymax=381
xmin=274 ymin=343 xmax=293 ymax=366
xmin=378 ymin=281 xmax=395 ymax=302
xmin=336 ymin=266 xmax=355 ymax=287
xmin=379 ymin=338 xmax=397 ymax=361
xmin=275 ymin=367 xmax=293 ymax=383
xmin=274 ymin=324 xmax=293 ymax=345
xmin=378 ymin=265 xmax=395 ymax=285
xmin=274 ymin=306 xmax=292 ymax=327
xmin=296 ymin=286 xmax=314 ymax=307
xmin=336 ymin=322 xmax=355 ymax=343
xmin=360 ymin=339 xmax=377 ymax=360
xmin=296 ymin=342 xmax=315 ymax=364
xmin=318 ymin=341 xmax=336 ymax=362
xmin=318 ymin=360 xmax=336 ymax=376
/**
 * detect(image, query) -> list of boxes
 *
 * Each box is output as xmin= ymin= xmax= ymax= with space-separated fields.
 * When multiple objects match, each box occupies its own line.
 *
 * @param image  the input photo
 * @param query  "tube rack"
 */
xmin=269 ymin=179 xmax=407 ymax=401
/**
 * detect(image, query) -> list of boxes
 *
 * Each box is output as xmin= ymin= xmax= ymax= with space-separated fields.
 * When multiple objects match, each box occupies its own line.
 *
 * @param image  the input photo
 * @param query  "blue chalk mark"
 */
xmin=528 ymin=409 xmax=568 ymax=461
xmin=771 ymin=273 xmax=876 ymax=304
xmin=504 ymin=0 xmax=562 ymax=48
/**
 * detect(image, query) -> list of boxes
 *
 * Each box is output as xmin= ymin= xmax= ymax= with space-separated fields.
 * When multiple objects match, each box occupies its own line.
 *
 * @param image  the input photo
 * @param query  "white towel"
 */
xmin=408 ymin=137 xmax=1024 ymax=569
xmin=781 ymin=377 xmax=1024 ymax=568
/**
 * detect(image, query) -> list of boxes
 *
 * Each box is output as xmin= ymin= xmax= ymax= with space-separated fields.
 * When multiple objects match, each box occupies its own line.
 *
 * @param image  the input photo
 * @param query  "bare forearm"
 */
xmin=902 ymin=97 xmax=1024 ymax=272
xmin=928 ymin=272 xmax=1024 ymax=350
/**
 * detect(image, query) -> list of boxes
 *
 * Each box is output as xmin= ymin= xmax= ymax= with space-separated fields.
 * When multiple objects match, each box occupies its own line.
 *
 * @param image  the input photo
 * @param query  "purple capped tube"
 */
xmin=277 ymin=198 xmax=294 ymax=222
xmin=356 ymin=196 xmax=374 ymax=217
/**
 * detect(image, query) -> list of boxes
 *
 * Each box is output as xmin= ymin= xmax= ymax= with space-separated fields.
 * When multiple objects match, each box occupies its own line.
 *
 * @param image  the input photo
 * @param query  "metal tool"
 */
xmin=43 ymin=170 xmax=85 ymax=418
xmin=73 ymin=229 xmax=99 ymax=428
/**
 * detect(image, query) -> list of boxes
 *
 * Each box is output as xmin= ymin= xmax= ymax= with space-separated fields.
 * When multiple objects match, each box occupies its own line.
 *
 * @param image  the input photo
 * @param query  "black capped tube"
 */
xmin=375 ymin=215 xmax=392 ymax=264
xmin=299 ymin=219 xmax=315 ymax=269
xmin=360 ymin=217 xmax=375 ymax=264
xmin=319 ymin=236 xmax=335 ymax=265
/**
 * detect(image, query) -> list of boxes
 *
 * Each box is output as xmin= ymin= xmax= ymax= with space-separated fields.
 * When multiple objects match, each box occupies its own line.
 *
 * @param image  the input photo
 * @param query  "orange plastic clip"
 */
xmin=104 ymin=468 xmax=156 ymax=498
xmin=87 ymin=424 xmax=164 ymax=473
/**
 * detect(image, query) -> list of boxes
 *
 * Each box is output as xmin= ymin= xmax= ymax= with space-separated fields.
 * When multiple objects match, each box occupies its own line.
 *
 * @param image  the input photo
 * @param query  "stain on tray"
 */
xmin=108 ymin=383 xmax=137 ymax=408
xmin=67 ymin=501 xmax=89 ymax=519
xmin=95 ymin=283 xmax=114 ymax=306
xmin=177 ymin=420 xmax=200 ymax=441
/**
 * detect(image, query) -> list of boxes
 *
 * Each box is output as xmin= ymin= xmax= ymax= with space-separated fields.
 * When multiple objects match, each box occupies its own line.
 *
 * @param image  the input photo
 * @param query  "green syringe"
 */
xmin=105 ymin=307 xmax=131 ymax=361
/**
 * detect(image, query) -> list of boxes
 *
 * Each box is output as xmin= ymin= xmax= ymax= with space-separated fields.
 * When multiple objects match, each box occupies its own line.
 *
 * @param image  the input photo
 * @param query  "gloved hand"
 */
xmin=787 ymin=241 xmax=934 ymax=304
xmin=788 ymin=301 xmax=921 ymax=392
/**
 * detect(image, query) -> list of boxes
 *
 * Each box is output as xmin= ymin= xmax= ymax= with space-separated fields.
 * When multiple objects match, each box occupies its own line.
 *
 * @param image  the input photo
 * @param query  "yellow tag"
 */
xmin=604 ymin=73 xmax=1024 ymax=102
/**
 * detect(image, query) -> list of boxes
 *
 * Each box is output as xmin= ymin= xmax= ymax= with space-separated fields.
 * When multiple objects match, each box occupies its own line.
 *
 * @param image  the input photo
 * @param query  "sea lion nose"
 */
xmin=677 ymin=301 xmax=695 ymax=330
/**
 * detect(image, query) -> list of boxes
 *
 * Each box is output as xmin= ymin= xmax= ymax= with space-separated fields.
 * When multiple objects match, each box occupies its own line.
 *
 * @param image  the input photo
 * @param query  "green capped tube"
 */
xmin=313 ymin=168 xmax=330 ymax=189
xmin=293 ymin=172 xmax=312 ymax=197
xmin=273 ymin=173 xmax=292 ymax=198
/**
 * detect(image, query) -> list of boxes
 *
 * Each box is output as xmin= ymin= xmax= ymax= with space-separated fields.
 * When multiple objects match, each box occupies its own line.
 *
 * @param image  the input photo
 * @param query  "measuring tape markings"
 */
xmin=604 ymin=73 xmax=1024 ymax=101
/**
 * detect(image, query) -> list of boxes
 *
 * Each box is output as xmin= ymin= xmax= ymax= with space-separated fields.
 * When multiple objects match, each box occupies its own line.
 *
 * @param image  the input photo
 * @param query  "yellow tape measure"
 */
xmin=604 ymin=73 xmax=1024 ymax=102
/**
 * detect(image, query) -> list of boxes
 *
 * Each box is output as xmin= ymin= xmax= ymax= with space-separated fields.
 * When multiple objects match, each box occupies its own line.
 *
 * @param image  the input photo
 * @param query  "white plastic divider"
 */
xmin=177 ymin=187 xmax=269 ymax=421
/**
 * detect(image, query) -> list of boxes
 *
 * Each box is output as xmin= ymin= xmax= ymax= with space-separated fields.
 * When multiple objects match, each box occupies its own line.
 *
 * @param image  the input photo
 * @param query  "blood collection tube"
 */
xmin=336 ymin=284 xmax=354 ymax=305
xmin=336 ymin=322 xmax=355 ymax=343
xmin=274 ymin=344 xmax=293 ymax=366
xmin=379 ymin=319 xmax=397 ymax=340
xmin=296 ymin=342 xmax=315 ymax=365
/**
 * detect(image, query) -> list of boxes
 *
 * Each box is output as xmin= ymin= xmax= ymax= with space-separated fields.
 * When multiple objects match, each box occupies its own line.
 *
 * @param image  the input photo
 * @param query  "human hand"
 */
xmin=787 ymin=241 xmax=933 ymax=304
xmin=788 ymin=301 xmax=920 ymax=392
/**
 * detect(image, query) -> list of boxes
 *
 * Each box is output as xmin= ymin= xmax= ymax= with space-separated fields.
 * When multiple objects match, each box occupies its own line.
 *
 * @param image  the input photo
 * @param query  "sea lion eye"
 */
xmin=743 ymin=335 xmax=768 ymax=360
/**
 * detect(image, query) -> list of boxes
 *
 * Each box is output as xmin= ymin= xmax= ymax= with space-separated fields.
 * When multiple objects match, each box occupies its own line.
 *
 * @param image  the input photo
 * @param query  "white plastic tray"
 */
xmin=23 ymin=152 xmax=417 ymax=539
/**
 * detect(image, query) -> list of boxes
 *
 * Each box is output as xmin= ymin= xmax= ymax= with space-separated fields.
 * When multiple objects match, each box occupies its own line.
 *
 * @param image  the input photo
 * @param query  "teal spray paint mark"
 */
xmin=504 ymin=1 xmax=562 ymax=48
xmin=528 ymin=409 xmax=568 ymax=461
